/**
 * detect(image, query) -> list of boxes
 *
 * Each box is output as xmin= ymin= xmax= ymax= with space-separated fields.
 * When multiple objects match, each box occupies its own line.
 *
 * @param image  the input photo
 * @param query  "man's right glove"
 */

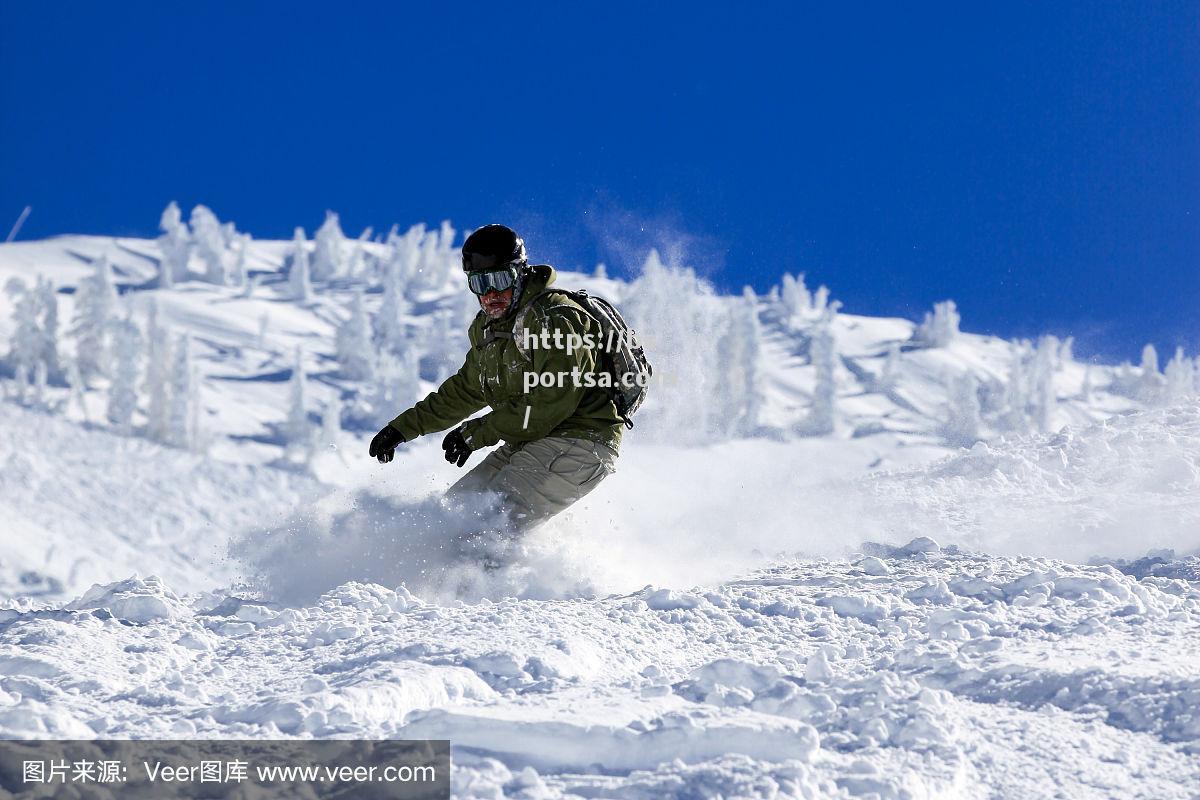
xmin=368 ymin=424 xmax=405 ymax=464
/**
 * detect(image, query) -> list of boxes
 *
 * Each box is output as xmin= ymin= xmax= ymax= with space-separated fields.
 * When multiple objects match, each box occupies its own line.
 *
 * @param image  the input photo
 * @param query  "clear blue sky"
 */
xmin=1 ymin=2 xmax=1196 ymax=361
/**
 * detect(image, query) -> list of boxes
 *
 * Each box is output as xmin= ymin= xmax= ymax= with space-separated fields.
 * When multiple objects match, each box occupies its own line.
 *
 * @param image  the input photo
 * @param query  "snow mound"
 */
xmin=2 ymin=548 xmax=1197 ymax=795
xmin=865 ymin=405 xmax=1200 ymax=562
xmin=67 ymin=575 xmax=190 ymax=623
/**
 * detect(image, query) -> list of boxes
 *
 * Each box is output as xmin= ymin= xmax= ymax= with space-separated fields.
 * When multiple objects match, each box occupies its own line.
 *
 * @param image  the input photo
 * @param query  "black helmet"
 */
xmin=462 ymin=224 xmax=527 ymax=272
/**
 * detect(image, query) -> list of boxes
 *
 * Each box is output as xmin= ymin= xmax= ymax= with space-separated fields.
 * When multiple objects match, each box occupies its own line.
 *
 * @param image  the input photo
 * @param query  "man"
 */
xmin=368 ymin=224 xmax=623 ymax=539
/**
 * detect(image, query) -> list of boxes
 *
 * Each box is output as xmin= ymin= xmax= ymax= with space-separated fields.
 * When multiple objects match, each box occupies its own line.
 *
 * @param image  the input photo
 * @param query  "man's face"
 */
xmin=479 ymin=287 xmax=514 ymax=318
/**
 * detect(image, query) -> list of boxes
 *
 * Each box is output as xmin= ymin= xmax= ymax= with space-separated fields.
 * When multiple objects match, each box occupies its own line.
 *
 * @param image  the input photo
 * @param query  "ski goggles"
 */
xmin=466 ymin=268 xmax=518 ymax=295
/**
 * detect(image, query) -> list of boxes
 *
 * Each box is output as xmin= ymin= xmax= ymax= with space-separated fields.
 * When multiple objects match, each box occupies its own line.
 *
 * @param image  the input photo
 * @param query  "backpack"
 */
xmin=513 ymin=288 xmax=652 ymax=429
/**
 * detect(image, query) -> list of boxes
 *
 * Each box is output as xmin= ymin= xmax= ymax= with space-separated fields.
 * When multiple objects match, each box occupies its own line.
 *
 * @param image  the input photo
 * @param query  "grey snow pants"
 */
xmin=444 ymin=436 xmax=618 ymax=533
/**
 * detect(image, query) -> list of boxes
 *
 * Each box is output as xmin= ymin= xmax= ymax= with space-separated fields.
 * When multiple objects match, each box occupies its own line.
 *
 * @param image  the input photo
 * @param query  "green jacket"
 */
xmin=388 ymin=265 xmax=624 ymax=451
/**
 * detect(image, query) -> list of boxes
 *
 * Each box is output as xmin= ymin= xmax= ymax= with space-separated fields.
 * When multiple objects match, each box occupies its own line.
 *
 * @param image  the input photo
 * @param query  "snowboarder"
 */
xmin=368 ymin=224 xmax=625 ymax=542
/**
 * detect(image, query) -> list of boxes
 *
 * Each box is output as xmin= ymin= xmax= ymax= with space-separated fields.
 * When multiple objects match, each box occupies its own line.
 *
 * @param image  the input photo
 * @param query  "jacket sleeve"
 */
xmin=388 ymin=352 xmax=486 ymax=441
xmin=460 ymin=307 xmax=595 ymax=448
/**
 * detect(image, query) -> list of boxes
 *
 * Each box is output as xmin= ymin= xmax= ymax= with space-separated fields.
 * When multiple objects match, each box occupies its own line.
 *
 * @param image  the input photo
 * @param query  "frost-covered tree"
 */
xmin=335 ymin=288 xmax=375 ymax=381
xmin=1137 ymin=344 xmax=1165 ymax=403
xmin=1164 ymin=347 xmax=1195 ymax=404
xmin=713 ymin=288 xmax=762 ymax=438
xmin=71 ymin=255 xmax=119 ymax=383
xmin=378 ymin=224 xmax=421 ymax=293
xmin=284 ymin=348 xmax=311 ymax=461
xmin=913 ymin=300 xmax=961 ymax=348
xmin=157 ymin=201 xmax=190 ymax=287
xmin=106 ymin=313 xmax=142 ymax=433
xmin=623 ymin=249 xmax=725 ymax=443
xmin=230 ymin=232 xmax=251 ymax=290
xmin=311 ymin=211 xmax=346 ymax=281
xmin=777 ymin=273 xmax=812 ymax=331
xmin=288 ymin=227 xmax=312 ymax=302
xmin=1080 ymin=364 xmax=1093 ymax=403
xmin=798 ymin=304 xmax=840 ymax=436
xmin=34 ymin=277 xmax=60 ymax=380
xmin=594 ymin=262 xmax=608 ymax=279
xmin=407 ymin=220 xmax=458 ymax=297
xmin=143 ymin=303 xmax=172 ymax=443
xmin=1001 ymin=341 xmax=1033 ymax=433
xmin=422 ymin=308 xmax=465 ymax=383
xmin=344 ymin=226 xmax=373 ymax=281
xmin=877 ymin=342 xmax=900 ymax=391
xmin=190 ymin=205 xmax=229 ymax=285
xmin=943 ymin=371 xmax=981 ymax=446
xmin=367 ymin=348 xmax=421 ymax=422
xmin=1058 ymin=336 xmax=1075 ymax=365
xmin=375 ymin=258 xmax=412 ymax=354
xmin=5 ymin=278 xmax=41 ymax=377
xmin=168 ymin=333 xmax=200 ymax=450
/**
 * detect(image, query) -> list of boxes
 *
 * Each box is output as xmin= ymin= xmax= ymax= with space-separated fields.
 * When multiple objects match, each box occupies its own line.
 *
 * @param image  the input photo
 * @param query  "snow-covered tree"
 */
xmin=335 ymin=288 xmax=375 ymax=381
xmin=378 ymin=224 xmax=421 ymax=293
xmin=106 ymin=313 xmax=142 ymax=433
xmin=1138 ymin=344 xmax=1165 ymax=403
xmin=311 ymin=211 xmax=346 ymax=281
xmin=1164 ymin=347 xmax=1195 ymax=404
xmin=344 ymin=226 xmax=373 ymax=281
xmin=877 ymin=342 xmax=900 ymax=391
xmin=1001 ymin=341 xmax=1033 ymax=433
xmin=5 ymin=278 xmax=41 ymax=377
xmin=34 ymin=277 xmax=60 ymax=380
xmin=157 ymin=201 xmax=190 ymax=287
xmin=375 ymin=257 xmax=412 ymax=354
xmin=623 ymin=249 xmax=725 ymax=443
xmin=912 ymin=300 xmax=961 ymax=348
xmin=230 ymin=232 xmax=251 ymax=290
xmin=284 ymin=348 xmax=311 ymax=463
xmin=407 ymin=220 xmax=458 ymax=297
xmin=713 ymin=288 xmax=762 ymax=438
xmin=288 ymin=227 xmax=312 ymax=302
xmin=143 ymin=303 xmax=172 ymax=443
xmin=190 ymin=205 xmax=228 ymax=285
xmin=367 ymin=348 xmax=421 ymax=422
xmin=168 ymin=333 xmax=200 ymax=450
xmin=797 ymin=303 xmax=842 ymax=436
xmin=71 ymin=255 xmax=119 ymax=383
xmin=422 ymin=308 xmax=465 ymax=384
xmin=594 ymin=262 xmax=608 ymax=279
xmin=1058 ymin=336 xmax=1075 ymax=365
xmin=1080 ymin=364 xmax=1093 ymax=403
xmin=944 ymin=371 xmax=981 ymax=446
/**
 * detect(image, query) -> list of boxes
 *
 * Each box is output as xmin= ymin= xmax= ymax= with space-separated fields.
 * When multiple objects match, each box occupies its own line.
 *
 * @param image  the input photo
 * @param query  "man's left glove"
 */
xmin=442 ymin=426 xmax=474 ymax=468
xmin=368 ymin=424 xmax=406 ymax=464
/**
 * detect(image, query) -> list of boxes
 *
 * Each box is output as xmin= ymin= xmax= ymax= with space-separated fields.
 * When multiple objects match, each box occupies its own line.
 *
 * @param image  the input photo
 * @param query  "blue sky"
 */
xmin=1 ymin=2 xmax=1196 ymax=361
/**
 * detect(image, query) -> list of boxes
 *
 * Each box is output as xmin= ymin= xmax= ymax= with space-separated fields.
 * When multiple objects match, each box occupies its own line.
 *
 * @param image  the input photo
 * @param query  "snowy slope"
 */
xmin=0 ymin=224 xmax=1197 ymax=798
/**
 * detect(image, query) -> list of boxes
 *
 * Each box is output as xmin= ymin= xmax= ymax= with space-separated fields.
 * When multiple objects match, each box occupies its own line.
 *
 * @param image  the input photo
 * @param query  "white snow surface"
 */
xmin=0 ymin=233 xmax=1197 ymax=798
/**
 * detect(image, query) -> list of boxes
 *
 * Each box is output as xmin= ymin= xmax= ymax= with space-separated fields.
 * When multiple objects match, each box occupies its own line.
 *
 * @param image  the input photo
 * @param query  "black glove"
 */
xmin=368 ymin=424 xmax=405 ymax=464
xmin=442 ymin=426 xmax=474 ymax=468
